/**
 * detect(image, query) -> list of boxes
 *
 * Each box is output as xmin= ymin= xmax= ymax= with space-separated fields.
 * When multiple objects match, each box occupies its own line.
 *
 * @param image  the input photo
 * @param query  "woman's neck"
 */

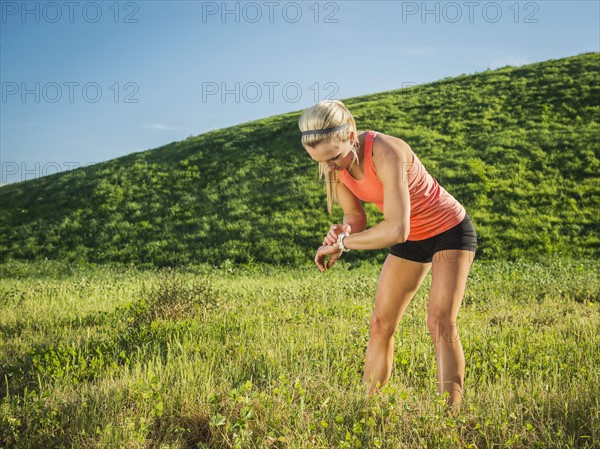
xmin=347 ymin=132 xmax=367 ymax=179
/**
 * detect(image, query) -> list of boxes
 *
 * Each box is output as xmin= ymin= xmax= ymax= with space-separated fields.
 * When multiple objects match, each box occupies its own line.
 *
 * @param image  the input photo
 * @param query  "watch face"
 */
xmin=338 ymin=233 xmax=349 ymax=251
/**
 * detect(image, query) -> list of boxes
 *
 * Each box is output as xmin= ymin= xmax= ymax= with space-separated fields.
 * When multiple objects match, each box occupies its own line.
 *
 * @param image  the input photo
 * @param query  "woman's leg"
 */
xmin=364 ymin=254 xmax=431 ymax=394
xmin=427 ymin=249 xmax=475 ymax=416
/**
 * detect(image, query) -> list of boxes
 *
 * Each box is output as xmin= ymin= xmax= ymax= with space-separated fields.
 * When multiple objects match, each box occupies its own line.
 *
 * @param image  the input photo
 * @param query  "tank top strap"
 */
xmin=338 ymin=130 xmax=379 ymax=185
xmin=364 ymin=130 xmax=379 ymax=177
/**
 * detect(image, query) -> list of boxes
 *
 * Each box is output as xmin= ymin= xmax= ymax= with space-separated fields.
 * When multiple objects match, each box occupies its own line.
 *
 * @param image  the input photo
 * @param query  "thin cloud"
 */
xmin=399 ymin=47 xmax=437 ymax=56
xmin=1 ymin=121 xmax=37 ymax=128
xmin=143 ymin=123 xmax=187 ymax=131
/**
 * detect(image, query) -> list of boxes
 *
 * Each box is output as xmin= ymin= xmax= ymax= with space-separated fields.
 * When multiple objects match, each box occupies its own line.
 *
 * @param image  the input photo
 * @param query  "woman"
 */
xmin=298 ymin=100 xmax=477 ymax=416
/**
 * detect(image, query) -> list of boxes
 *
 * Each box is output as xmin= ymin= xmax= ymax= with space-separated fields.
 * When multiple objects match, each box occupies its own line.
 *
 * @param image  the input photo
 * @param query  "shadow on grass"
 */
xmin=150 ymin=412 xmax=213 ymax=448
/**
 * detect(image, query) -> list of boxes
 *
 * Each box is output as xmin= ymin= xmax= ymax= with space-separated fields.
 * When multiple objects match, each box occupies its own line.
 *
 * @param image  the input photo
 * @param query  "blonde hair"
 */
xmin=298 ymin=100 xmax=360 ymax=215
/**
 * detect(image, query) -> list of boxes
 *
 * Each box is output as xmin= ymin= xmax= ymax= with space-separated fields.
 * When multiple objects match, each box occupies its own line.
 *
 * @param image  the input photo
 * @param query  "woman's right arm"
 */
xmin=322 ymin=181 xmax=366 ymax=246
xmin=337 ymin=181 xmax=367 ymax=233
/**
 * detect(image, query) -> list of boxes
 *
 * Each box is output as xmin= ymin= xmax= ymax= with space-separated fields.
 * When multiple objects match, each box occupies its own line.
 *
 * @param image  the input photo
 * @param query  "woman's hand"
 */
xmin=322 ymin=223 xmax=351 ymax=246
xmin=314 ymin=244 xmax=343 ymax=273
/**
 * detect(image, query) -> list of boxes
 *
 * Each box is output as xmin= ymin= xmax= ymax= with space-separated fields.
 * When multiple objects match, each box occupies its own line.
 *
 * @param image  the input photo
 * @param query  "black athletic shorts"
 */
xmin=389 ymin=213 xmax=477 ymax=263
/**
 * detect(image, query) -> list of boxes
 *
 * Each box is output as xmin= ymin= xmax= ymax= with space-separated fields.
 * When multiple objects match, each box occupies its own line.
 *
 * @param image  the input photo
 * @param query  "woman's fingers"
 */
xmin=326 ymin=251 xmax=341 ymax=269
xmin=327 ymin=227 xmax=341 ymax=242
xmin=314 ymin=251 xmax=325 ymax=272
xmin=324 ymin=230 xmax=338 ymax=246
xmin=319 ymin=225 xmax=348 ymax=263
xmin=315 ymin=245 xmax=340 ymax=272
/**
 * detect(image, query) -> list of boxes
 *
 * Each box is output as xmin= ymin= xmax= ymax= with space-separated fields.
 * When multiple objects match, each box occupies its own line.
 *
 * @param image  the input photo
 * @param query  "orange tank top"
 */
xmin=337 ymin=131 xmax=466 ymax=241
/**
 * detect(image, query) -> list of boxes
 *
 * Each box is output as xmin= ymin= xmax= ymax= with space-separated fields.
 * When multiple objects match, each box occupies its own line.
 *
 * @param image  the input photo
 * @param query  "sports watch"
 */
xmin=337 ymin=232 xmax=350 ymax=252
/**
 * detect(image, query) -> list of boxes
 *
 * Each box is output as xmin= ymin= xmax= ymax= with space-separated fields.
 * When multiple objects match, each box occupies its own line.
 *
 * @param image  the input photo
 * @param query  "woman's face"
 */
xmin=306 ymin=139 xmax=355 ymax=173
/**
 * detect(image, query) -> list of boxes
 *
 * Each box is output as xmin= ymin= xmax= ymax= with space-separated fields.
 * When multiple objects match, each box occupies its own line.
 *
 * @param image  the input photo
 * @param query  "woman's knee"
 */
xmin=369 ymin=313 xmax=397 ymax=340
xmin=426 ymin=312 xmax=460 ymax=344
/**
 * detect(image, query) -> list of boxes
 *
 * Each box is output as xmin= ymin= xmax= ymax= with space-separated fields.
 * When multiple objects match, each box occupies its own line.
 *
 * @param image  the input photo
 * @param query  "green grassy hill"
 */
xmin=1 ymin=52 xmax=598 ymax=268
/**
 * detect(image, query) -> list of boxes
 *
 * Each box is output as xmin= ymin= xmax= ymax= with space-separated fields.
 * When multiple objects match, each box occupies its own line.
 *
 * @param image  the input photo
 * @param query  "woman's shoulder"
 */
xmin=371 ymin=132 xmax=413 ymax=168
xmin=356 ymin=129 xmax=370 ymax=145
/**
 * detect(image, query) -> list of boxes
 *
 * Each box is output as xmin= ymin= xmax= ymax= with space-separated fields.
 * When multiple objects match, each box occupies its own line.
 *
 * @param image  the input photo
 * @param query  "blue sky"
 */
xmin=1 ymin=0 xmax=598 ymax=185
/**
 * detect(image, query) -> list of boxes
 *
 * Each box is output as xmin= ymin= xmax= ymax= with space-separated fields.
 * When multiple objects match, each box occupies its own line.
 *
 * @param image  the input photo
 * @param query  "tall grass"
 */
xmin=1 ymin=257 xmax=598 ymax=448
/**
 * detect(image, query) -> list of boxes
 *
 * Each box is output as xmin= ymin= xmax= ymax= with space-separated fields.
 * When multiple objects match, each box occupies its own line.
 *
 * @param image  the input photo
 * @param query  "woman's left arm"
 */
xmin=340 ymin=136 xmax=411 ymax=250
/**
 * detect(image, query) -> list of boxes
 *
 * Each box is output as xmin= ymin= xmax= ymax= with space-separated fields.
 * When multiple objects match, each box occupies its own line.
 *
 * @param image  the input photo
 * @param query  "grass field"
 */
xmin=1 ymin=257 xmax=598 ymax=448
